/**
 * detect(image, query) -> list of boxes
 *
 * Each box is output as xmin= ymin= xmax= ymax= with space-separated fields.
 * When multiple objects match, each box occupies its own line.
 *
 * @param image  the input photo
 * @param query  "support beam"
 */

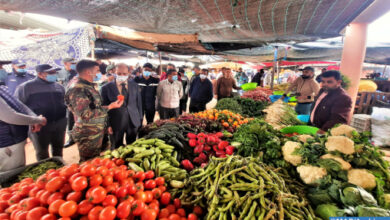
xmin=339 ymin=23 xmax=368 ymax=120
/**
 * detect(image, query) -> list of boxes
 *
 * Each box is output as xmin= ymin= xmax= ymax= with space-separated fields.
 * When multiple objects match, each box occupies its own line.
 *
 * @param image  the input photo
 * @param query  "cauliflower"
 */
xmin=325 ymin=136 xmax=355 ymax=155
xmin=320 ymin=154 xmax=351 ymax=170
xmin=330 ymin=125 xmax=356 ymax=138
xmin=348 ymin=169 xmax=376 ymax=189
xmin=282 ymin=141 xmax=302 ymax=166
xmin=297 ymin=165 xmax=327 ymax=185
xmin=298 ymin=135 xmax=313 ymax=143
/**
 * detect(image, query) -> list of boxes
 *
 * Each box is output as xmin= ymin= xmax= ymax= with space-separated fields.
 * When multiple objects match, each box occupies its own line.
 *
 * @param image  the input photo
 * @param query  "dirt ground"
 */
xmin=24 ymin=99 xmax=218 ymax=165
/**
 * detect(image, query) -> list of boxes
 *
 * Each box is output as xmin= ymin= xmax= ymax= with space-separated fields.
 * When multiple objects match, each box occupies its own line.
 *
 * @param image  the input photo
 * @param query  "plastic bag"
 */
xmin=371 ymin=107 xmax=390 ymax=146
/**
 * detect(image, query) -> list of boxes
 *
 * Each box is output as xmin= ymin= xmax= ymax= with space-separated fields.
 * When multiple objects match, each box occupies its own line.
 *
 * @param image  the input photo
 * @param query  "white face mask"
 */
xmin=200 ymin=74 xmax=207 ymax=79
xmin=116 ymin=75 xmax=128 ymax=82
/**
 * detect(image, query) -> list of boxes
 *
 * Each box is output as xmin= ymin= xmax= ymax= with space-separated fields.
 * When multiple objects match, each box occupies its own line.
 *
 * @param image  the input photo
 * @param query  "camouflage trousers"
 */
xmin=71 ymin=126 xmax=110 ymax=162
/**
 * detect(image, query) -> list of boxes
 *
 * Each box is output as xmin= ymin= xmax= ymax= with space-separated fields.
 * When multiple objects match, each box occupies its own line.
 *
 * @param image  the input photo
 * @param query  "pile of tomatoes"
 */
xmin=0 ymin=158 xmax=202 ymax=220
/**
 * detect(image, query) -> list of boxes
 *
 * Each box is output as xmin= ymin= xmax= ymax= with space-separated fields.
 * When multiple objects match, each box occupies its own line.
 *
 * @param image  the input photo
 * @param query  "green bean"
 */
xmin=263 ymin=207 xmax=276 ymax=220
xmin=239 ymin=198 xmax=253 ymax=219
xmin=244 ymin=201 xmax=258 ymax=220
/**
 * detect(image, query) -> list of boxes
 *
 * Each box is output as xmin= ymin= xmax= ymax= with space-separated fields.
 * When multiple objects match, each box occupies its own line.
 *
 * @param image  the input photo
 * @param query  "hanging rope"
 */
xmin=324 ymin=0 xmax=354 ymax=32
xmin=303 ymin=0 xmax=323 ymax=34
xmin=284 ymin=0 xmax=295 ymax=34
xmin=271 ymin=0 xmax=280 ymax=36
xmin=257 ymin=0 xmax=265 ymax=33
xmin=294 ymin=0 xmax=307 ymax=34
xmin=313 ymin=0 xmax=339 ymax=33
xmin=244 ymin=0 xmax=255 ymax=34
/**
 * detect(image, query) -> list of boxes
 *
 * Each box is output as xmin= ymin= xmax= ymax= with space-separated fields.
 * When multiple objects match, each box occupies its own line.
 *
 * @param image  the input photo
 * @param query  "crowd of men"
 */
xmin=0 ymin=58 xmax=243 ymax=171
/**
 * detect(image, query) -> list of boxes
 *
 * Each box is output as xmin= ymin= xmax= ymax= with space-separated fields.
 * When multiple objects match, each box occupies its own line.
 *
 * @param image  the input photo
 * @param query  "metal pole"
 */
xmin=271 ymin=46 xmax=278 ymax=90
xmin=158 ymin=52 xmax=162 ymax=75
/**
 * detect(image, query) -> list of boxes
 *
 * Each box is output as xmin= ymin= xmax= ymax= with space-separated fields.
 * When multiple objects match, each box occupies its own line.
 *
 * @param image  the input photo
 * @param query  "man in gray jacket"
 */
xmin=15 ymin=64 xmax=67 ymax=160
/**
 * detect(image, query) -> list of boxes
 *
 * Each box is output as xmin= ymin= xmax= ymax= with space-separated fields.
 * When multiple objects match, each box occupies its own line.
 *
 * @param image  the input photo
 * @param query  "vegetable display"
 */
xmin=241 ymin=87 xmax=272 ymax=102
xmin=193 ymin=109 xmax=250 ymax=132
xmin=215 ymin=98 xmax=242 ymax=114
xmin=174 ymin=156 xmax=318 ymax=220
xmin=0 ymin=158 xmax=203 ymax=220
xmin=263 ymin=100 xmax=303 ymax=129
xmin=104 ymin=138 xmax=188 ymax=185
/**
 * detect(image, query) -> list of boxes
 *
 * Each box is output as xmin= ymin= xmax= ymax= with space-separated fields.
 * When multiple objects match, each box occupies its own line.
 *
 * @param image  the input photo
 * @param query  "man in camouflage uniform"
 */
xmin=65 ymin=60 xmax=123 ymax=161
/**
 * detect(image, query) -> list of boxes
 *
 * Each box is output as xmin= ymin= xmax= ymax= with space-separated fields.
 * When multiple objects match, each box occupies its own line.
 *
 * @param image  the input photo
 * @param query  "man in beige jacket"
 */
xmin=283 ymin=67 xmax=320 ymax=115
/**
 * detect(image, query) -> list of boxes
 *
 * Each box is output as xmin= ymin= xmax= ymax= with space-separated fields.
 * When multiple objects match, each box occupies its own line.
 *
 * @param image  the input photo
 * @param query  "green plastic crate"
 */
xmin=280 ymin=125 xmax=319 ymax=135
xmin=241 ymin=82 xmax=258 ymax=91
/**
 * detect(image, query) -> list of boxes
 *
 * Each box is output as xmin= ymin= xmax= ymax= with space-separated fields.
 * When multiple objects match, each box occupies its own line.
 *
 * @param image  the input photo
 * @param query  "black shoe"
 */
xmin=64 ymin=140 xmax=75 ymax=148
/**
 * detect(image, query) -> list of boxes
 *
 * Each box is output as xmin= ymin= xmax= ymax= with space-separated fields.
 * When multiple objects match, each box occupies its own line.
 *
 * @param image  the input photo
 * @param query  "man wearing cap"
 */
xmin=0 ymin=60 xmax=12 ymax=86
xmin=5 ymin=61 xmax=35 ymax=95
xmin=57 ymin=58 xmax=77 ymax=86
xmin=15 ymin=64 xmax=67 ymax=161
xmin=134 ymin=63 xmax=160 ymax=124
xmin=65 ymin=60 xmax=123 ymax=161
xmin=283 ymin=67 xmax=320 ymax=115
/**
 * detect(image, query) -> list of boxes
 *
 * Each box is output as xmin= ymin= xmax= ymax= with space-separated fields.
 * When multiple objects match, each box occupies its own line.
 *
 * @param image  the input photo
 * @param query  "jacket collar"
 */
xmin=78 ymin=77 xmax=95 ymax=86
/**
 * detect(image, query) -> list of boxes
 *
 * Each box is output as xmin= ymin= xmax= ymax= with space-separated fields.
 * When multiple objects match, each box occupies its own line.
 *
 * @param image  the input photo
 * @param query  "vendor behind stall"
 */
xmin=283 ymin=67 xmax=320 ymax=115
xmin=310 ymin=70 xmax=352 ymax=132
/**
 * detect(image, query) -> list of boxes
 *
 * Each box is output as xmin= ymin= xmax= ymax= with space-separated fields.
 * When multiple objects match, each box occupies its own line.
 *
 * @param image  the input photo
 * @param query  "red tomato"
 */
xmin=135 ymin=182 xmax=144 ymax=191
xmin=176 ymin=208 xmax=186 ymax=217
xmin=46 ymin=171 xmax=59 ymax=180
xmin=120 ymin=178 xmax=134 ymax=187
xmin=0 ymin=193 xmax=12 ymax=201
xmin=193 ymin=206 xmax=203 ymax=216
xmin=66 ymin=191 xmax=82 ymax=202
xmin=165 ymin=205 xmax=175 ymax=214
xmin=89 ymin=186 xmax=107 ymax=204
xmin=28 ymin=187 xmax=40 ymax=197
xmin=115 ymin=158 xmax=125 ymax=166
xmin=59 ymin=164 xmax=78 ymax=178
xmin=131 ymin=200 xmax=146 ymax=216
xmin=26 ymin=207 xmax=48 ymax=220
xmin=77 ymin=200 xmax=94 ymax=215
xmin=48 ymin=199 xmax=65 ymax=214
xmin=155 ymin=177 xmax=165 ymax=186
xmin=174 ymin=199 xmax=181 ymax=209
xmin=88 ymin=206 xmax=103 ymax=220
xmin=188 ymin=213 xmax=198 ymax=220
xmin=148 ymin=203 xmax=159 ymax=213
xmin=158 ymin=186 xmax=167 ymax=193
xmin=144 ymin=171 xmax=155 ymax=179
xmin=68 ymin=173 xmax=82 ymax=184
xmin=71 ymin=176 xmax=88 ymax=192
xmin=151 ymin=188 xmax=162 ymax=199
xmin=127 ymin=170 xmax=135 ymax=178
xmin=114 ymin=169 xmax=127 ymax=181
xmin=38 ymin=190 xmax=51 ymax=205
xmin=159 ymin=208 xmax=170 ymax=218
xmin=135 ymin=191 xmax=147 ymax=203
xmin=105 ymin=183 xmax=119 ymax=194
xmin=115 ymin=186 xmax=128 ymax=198
xmin=47 ymin=192 xmax=64 ymax=204
xmin=168 ymin=214 xmax=181 ymax=220
xmin=41 ymin=213 xmax=56 ymax=220
xmin=134 ymin=171 xmax=145 ymax=182
xmin=6 ymin=204 xmax=19 ymax=214
xmin=0 ymin=201 xmax=8 ymax=213
xmin=144 ymin=180 xmax=156 ymax=190
xmin=0 ymin=213 xmax=9 ymax=220
xmin=160 ymin=192 xmax=171 ymax=205
xmin=97 ymin=166 xmax=108 ymax=176
xmin=91 ymin=158 xmax=102 ymax=166
xmin=80 ymin=164 xmax=96 ymax=177
xmin=144 ymin=191 xmax=154 ymax=203
xmin=89 ymin=174 xmax=103 ymax=187
xmin=116 ymin=201 xmax=131 ymax=219
xmin=141 ymin=209 xmax=157 ymax=220
xmin=8 ymin=194 xmax=21 ymax=205
xmin=19 ymin=185 xmax=33 ymax=197
xmin=128 ymin=184 xmax=137 ymax=195
xmin=102 ymin=176 xmax=113 ymax=187
xmin=14 ymin=210 xmax=27 ymax=220
xmin=59 ymin=184 xmax=72 ymax=195
xmin=98 ymin=206 xmax=116 ymax=220
xmin=102 ymin=195 xmax=118 ymax=207
xmin=58 ymin=201 xmax=77 ymax=217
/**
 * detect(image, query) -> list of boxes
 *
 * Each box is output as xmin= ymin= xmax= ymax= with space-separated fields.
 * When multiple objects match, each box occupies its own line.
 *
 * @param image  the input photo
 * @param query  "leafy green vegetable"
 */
xmin=295 ymin=141 xmax=326 ymax=164
xmin=356 ymin=205 xmax=390 ymax=217
xmin=315 ymin=204 xmax=347 ymax=220
xmin=215 ymin=98 xmax=242 ymax=114
xmin=340 ymin=186 xmax=378 ymax=207
xmin=232 ymin=96 xmax=268 ymax=117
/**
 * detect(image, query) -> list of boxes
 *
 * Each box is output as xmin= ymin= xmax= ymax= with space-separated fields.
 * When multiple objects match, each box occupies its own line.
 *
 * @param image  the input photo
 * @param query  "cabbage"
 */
xmin=340 ymin=186 xmax=378 ymax=207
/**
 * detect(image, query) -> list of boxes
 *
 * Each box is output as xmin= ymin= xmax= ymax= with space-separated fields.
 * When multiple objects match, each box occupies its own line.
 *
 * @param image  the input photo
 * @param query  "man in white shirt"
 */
xmin=157 ymin=69 xmax=183 ymax=119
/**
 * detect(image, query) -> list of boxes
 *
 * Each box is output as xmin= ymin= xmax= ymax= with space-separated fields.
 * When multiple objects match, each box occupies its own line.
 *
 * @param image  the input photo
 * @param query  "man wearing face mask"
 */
xmin=189 ymin=69 xmax=213 ymax=113
xmin=5 ymin=61 xmax=35 ymax=95
xmin=57 ymin=58 xmax=78 ymax=86
xmin=157 ymin=69 xmax=183 ymax=119
xmin=310 ymin=70 xmax=352 ymax=133
xmin=189 ymin=66 xmax=201 ymax=86
xmin=65 ymin=60 xmax=123 ymax=161
xmin=283 ymin=67 xmax=320 ymax=115
xmin=160 ymin=63 xmax=176 ymax=81
xmin=0 ymin=60 xmax=12 ymax=86
xmin=15 ymin=64 xmax=66 ymax=161
xmin=178 ymin=68 xmax=189 ymax=115
xmin=101 ymin=63 xmax=143 ymax=148
xmin=134 ymin=63 xmax=160 ymax=124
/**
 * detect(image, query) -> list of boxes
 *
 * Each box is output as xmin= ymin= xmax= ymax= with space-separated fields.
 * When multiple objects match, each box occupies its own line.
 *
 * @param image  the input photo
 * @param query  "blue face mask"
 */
xmin=17 ymin=69 xmax=27 ymax=73
xmin=70 ymin=64 xmax=76 ymax=70
xmin=94 ymin=72 xmax=102 ymax=82
xmin=143 ymin=71 xmax=151 ymax=77
xmin=172 ymin=75 xmax=178 ymax=81
xmin=46 ymin=74 xmax=57 ymax=83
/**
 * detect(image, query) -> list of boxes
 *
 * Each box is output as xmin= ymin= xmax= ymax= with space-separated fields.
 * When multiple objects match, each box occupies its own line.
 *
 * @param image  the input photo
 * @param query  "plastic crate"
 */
xmin=0 ymin=157 xmax=65 ymax=187
xmin=351 ymin=114 xmax=371 ymax=132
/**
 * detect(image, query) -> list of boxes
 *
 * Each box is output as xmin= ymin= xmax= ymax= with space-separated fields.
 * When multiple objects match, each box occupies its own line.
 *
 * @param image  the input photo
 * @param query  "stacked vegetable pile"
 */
xmin=241 ymin=87 xmax=272 ymax=102
xmin=193 ymin=109 xmax=250 ymax=132
xmin=173 ymin=156 xmax=318 ymax=220
xmin=265 ymin=83 xmax=290 ymax=91
xmin=0 ymin=158 xmax=203 ymax=220
xmin=104 ymin=138 xmax=187 ymax=186
xmin=215 ymin=97 xmax=269 ymax=117
xmin=263 ymin=100 xmax=303 ymax=129
xmin=282 ymin=125 xmax=390 ymax=218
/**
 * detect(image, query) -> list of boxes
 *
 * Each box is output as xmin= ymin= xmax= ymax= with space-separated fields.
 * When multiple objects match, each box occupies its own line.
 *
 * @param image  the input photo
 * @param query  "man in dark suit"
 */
xmin=100 ymin=63 xmax=143 ymax=148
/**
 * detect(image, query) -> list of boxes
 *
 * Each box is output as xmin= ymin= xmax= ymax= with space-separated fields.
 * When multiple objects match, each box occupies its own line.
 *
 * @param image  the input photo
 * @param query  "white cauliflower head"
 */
xmin=297 ymin=165 xmax=327 ymax=185
xmin=282 ymin=141 xmax=302 ymax=166
xmin=348 ymin=169 xmax=376 ymax=190
xmin=330 ymin=125 xmax=357 ymax=138
xmin=298 ymin=135 xmax=313 ymax=143
xmin=320 ymin=154 xmax=352 ymax=170
xmin=325 ymin=136 xmax=355 ymax=155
